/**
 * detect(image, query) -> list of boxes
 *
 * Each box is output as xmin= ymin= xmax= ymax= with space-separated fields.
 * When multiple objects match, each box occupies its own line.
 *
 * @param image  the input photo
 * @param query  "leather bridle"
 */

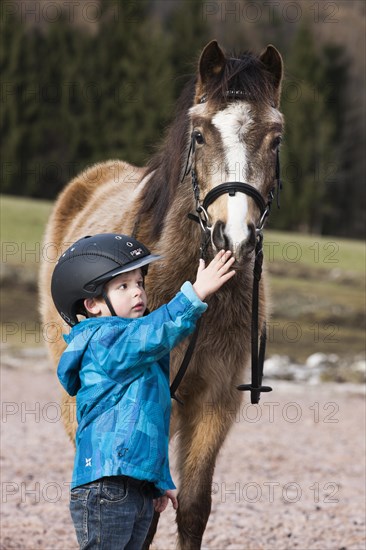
xmin=170 ymin=121 xmax=283 ymax=405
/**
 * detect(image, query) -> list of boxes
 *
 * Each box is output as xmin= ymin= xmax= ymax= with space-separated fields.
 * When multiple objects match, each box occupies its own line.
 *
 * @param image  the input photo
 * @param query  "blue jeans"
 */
xmin=69 ymin=476 xmax=154 ymax=549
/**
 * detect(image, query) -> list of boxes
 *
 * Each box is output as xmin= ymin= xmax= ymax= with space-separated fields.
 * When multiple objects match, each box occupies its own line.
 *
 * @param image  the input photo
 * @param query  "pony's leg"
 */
xmin=175 ymin=393 xmax=240 ymax=549
xmin=142 ymin=511 xmax=160 ymax=549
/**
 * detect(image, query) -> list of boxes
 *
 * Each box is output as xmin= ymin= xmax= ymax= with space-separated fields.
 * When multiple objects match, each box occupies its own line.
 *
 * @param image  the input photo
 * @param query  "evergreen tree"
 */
xmin=164 ymin=0 xmax=211 ymax=99
xmin=0 ymin=3 xmax=174 ymax=196
xmin=0 ymin=13 xmax=41 ymax=196
xmin=274 ymin=23 xmax=336 ymax=233
xmin=0 ymin=13 xmax=84 ymax=198
xmin=32 ymin=18 xmax=81 ymax=198
xmin=81 ymin=0 xmax=173 ymax=167
xmin=319 ymin=44 xmax=361 ymax=237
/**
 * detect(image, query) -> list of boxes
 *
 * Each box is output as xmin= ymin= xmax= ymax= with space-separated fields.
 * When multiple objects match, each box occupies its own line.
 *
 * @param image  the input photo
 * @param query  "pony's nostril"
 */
xmin=236 ymin=223 xmax=256 ymax=257
xmin=212 ymin=221 xmax=230 ymax=250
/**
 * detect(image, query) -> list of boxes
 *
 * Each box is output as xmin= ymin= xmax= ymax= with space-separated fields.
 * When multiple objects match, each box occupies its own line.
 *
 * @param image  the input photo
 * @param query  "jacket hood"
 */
xmin=57 ymin=318 xmax=109 ymax=396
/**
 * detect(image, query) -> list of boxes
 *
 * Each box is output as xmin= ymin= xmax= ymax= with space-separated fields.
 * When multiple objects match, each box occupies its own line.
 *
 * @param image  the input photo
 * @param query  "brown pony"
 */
xmin=39 ymin=40 xmax=284 ymax=548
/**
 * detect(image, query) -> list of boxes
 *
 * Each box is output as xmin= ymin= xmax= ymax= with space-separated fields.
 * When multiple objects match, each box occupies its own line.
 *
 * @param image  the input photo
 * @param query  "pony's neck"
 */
xmin=135 ymin=170 xmax=200 ymax=303
xmin=133 ymin=80 xmax=196 ymax=242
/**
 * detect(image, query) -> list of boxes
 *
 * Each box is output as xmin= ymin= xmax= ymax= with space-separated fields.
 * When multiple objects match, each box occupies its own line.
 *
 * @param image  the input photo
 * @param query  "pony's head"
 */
xmin=187 ymin=40 xmax=284 ymax=261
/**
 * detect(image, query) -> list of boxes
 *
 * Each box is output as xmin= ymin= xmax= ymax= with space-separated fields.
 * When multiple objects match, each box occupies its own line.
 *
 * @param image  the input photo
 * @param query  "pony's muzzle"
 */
xmin=212 ymin=221 xmax=256 ymax=259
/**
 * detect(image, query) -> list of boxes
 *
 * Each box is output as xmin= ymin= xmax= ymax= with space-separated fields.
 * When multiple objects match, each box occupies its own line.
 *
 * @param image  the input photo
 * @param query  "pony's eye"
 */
xmin=193 ymin=131 xmax=205 ymax=145
xmin=271 ymin=136 xmax=282 ymax=152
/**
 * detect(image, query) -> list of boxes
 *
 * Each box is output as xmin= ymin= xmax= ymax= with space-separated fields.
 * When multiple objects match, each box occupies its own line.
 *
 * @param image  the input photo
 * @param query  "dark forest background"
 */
xmin=1 ymin=0 xmax=365 ymax=237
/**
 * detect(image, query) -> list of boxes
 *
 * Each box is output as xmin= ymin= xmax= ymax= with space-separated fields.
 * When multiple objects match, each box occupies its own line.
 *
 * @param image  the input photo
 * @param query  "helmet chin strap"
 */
xmin=102 ymin=290 xmax=117 ymax=317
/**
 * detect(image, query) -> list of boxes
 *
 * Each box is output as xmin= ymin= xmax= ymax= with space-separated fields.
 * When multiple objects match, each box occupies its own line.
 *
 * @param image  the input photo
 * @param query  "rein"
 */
xmin=170 ymin=125 xmax=282 ymax=405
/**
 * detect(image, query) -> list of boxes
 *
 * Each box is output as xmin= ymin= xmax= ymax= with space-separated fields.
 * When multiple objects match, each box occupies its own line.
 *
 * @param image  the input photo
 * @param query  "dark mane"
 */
xmin=209 ymin=52 xmax=277 ymax=105
xmin=137 ymin=51 xmax=276 ymax=240
xmin=137 ymin=78 xmax=196 ymax=240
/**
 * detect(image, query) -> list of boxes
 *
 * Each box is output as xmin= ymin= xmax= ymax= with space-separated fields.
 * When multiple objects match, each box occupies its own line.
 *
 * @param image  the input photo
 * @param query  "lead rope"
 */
xmin=235 ymin=147 xmax=282 ymax=403
xmin=235 ymin=148 xmax=282 ymax=403
xmin=170 ymin=208 xmax=210 ymax=405
xmin=236 ymin=232 xmax=272 ymax=403
xmin=170 ymin=317 xmax=202 ymax=405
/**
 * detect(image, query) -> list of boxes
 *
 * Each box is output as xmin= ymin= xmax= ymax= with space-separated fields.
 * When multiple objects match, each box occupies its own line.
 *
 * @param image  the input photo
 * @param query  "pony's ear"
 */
xmin=259 ymin=45 xmax=283 ymax=107
xmin=197 ymin=40 xmax=226 ymax=97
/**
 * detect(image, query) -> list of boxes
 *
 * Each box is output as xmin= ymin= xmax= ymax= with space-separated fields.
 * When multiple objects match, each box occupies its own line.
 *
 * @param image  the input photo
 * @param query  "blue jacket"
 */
xmin=57 ymin=282 xmax=207 ymax=494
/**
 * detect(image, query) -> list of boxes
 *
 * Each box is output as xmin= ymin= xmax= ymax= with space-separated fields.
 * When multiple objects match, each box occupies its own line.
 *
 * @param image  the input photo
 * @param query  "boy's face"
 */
xmin=85 ymin=268 xmax=147 ymax=319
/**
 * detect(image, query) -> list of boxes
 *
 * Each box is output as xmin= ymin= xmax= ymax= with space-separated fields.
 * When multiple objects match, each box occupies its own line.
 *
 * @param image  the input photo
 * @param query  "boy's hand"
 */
xmin=153 ymin=489 xmax=178 ymax=513
xmin=193 ymin=250 xmax=236 ymax=301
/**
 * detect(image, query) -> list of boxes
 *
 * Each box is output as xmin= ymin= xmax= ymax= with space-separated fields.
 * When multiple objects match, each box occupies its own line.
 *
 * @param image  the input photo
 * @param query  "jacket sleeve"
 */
xmin=92 ymin=282 xmax=207 ymax=384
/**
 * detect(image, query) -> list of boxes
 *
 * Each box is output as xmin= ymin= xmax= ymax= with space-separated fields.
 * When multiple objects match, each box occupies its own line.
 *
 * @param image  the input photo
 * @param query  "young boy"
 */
xmin=51 ymin=233 xmax=235 ymax=549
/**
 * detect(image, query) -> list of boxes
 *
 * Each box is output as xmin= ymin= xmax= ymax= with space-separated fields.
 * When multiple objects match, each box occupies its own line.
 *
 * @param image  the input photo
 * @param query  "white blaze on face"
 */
xmin=212 ymin=103 xmax=253 ymax=247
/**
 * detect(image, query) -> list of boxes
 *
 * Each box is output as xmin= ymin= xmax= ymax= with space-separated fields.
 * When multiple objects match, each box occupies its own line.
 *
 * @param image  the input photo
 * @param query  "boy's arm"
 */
xmin=94 ymin=282 xmax=207 ymax=383
xmin=95 ymin=250 xmax=235 ymax=384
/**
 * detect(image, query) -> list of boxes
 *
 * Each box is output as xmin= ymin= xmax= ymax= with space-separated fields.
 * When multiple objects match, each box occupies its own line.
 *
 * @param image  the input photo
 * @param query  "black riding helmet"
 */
xmin=51 ymin=233 xmax=161 ymax=326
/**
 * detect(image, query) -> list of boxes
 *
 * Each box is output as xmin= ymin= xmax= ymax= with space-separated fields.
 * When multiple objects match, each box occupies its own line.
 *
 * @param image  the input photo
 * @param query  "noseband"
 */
xmin=170 ymin=118 xmax=283 ymax=405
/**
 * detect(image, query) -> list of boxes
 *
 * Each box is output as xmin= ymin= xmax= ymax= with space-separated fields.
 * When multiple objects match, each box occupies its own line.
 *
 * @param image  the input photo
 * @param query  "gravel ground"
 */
xmin=1 ymin=353 xmax=365 ymax=550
